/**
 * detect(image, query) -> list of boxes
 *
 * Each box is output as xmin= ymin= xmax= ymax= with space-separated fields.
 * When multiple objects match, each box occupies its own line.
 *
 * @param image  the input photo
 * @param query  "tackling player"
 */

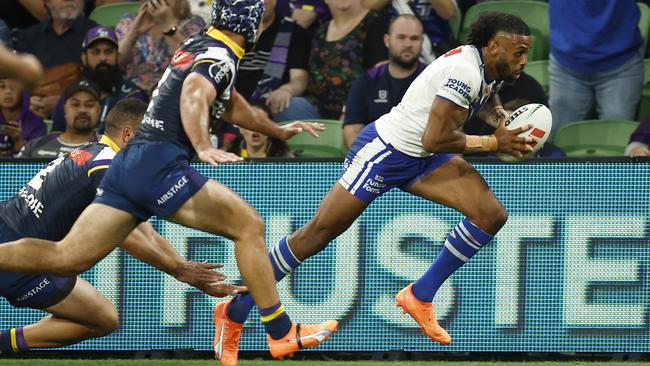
xmin=0 ymin=0 xmax=338 ymax=361
xmin=0 ymin=97 xmax=238 ymax=354
xmin=214 ymin=11 xmax=536 ymax=363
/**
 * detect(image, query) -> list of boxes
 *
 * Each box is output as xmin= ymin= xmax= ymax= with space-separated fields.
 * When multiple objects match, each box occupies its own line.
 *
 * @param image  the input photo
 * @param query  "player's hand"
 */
xmin=266 ymin=89 xmax=292 ymax=114
xmin=493 ymin=120 xmax=534 ymax=158
xmin=174 ymin=261 xmax=248 ymax=297
xmin=630 ymin=146 xmax=650 ymax=157
xmin=279 ymin=121 xmax=325 ymax=140
xmin=196 ymin=147 xmax=243 ymax=166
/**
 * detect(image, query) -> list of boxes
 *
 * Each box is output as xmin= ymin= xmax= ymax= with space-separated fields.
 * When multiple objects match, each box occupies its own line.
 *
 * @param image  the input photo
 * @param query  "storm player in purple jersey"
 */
xmin=0 ymin=0 xmax=338 ymax=361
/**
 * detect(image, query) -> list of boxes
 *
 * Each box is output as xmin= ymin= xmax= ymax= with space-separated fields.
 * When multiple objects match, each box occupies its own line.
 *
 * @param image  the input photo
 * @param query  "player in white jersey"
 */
xmin=215 ymin=11 xmax=535 ymax=358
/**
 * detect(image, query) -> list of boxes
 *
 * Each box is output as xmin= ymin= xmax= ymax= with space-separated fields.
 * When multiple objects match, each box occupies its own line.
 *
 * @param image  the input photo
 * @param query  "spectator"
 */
xmin=236 ymin=0 xmax=310 ymax=122
xmin=14 ymin=0 xmax=98 ymax=120
xmin=548 ymin=0 xmax=644 ymax=141
xmin=0 ymin=78 xmax=47 ymax=156
xmin=1 ymin=0 xmax=49 ymax=30
xmin=228 ymin=127 xmax=294 ymax=158
xmin=17 ymin=79 xmax=100 ymax=158
xmin=301 ymin=0 xmax=389 ymax=120
xmin=290 ymin=0 xmax=331 ymax=30
xmin=343 ymin=14 xmax=425 ymax=148
xmin=51 ymin=26 xmax=148 ymax=134
xmin=13 ymin=0 xmax=97 ymax=69
xmin=116 ymin=0 xmax=206 ymax=93
xmin=626 ymin=114 xmax=650 ymax=157
xmin=363 ymin=0 xmax=457 ymax=62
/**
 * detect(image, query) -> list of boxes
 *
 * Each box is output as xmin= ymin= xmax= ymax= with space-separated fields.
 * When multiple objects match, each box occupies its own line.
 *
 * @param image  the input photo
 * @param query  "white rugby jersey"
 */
xmin=374 ymin=45 xmax=502 ymax=157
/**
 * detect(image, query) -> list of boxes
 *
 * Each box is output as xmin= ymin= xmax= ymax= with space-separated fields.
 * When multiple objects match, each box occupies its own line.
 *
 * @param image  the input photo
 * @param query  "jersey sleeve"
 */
xmin=190 ymin=47 xmax=237 ymax=96
xmin=435 ymin=63 xmax=481 ymax=110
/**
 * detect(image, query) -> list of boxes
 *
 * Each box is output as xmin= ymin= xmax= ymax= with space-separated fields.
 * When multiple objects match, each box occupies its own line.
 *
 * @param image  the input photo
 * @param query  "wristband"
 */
xmin=465 ymin=135 xmax=498 ymax=152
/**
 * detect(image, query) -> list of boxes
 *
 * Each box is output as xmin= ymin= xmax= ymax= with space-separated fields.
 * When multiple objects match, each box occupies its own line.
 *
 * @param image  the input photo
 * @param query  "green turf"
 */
xmin=0 ymin=361 xmax=647 ymax=366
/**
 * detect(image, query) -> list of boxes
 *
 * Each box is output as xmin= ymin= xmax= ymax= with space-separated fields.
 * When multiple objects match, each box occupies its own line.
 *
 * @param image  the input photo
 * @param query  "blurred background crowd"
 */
xmin=1 ymin=0 xmax=649 ymax=159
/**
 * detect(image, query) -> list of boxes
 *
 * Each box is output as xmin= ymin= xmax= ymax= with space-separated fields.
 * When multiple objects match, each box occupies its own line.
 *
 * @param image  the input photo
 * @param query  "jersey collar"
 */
xmin=99 ymin=135 xmax=121 ymax=153
xmin=206 ymin=26 xmax=245 ymax=60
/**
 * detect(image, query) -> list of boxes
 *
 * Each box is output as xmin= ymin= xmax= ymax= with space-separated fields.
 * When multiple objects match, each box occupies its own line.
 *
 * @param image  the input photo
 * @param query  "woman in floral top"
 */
xmin=306 ymin=0 xmax=388 ymax=119
xmin=116 ymin=0 xmax=205 ymax=94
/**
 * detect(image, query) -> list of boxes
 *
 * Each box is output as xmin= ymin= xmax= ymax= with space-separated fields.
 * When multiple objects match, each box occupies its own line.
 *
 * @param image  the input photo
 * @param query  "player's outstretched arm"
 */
xmin=223 ymin=90 xmax=324 ymax=140
xmin=0 ymin=44 xmax=43 ymax=88
xmin=121 ymin=222 xmax=247 ymax=297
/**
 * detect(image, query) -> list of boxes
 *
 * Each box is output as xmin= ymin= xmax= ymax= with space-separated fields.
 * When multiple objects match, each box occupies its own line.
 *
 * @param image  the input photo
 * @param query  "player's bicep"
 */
xmin=189 ymin=58 xmax=234 ymax=99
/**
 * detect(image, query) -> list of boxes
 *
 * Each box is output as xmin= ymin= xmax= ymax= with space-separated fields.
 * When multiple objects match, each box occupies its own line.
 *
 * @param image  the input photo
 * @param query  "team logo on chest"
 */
xmin=374 ymin=90 xmax=388 ymax=103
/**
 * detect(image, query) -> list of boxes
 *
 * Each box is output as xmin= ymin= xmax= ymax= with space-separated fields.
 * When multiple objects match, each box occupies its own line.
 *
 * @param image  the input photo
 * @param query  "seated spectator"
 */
xmin=343 ymin=14 xmax=425 ymax=148
xmin=290 ymin=0 xmax=331 ymax=30
xmin=51 ymin=26 xmax=148 ymax=134
xmin=17 ymin=79 xmax=100 ymax=158
xmin=626 ymin=114 xmax=650 ymax=157
xmin=362 ymin=0 xmax=457 ymax=61
xmin=548 ymin=0 xmax=643 ymax=141
xmin=300 ymin=0 xmax=389 ymax=120
xmin=228 ymin=127 xmax=294 ymax=158
xmin=116 ymin=0 xmax=206 ymax=93
xmin=236 ymin=0 xmax=310 ymax=122
xmin=14 ymin=0 xmax=98 ymax=119
xmin=0 ymin=78 xmax=47 ymax=156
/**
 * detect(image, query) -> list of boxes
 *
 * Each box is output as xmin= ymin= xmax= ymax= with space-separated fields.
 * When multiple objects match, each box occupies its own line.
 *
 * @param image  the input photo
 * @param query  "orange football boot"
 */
xmin=395 ymin=283 xmax=451 ymax=345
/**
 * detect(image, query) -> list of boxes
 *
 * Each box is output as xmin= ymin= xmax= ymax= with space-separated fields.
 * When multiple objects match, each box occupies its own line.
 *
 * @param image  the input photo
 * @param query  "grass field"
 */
xmin=0 ymin=361 xmax=648 ymax=366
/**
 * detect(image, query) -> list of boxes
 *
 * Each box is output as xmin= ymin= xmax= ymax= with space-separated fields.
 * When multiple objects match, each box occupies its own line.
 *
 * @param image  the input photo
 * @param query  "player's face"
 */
xmin=386 ymin=18 xmax=423 ymax=69
xmin=494 ymin=32 xmax=531 ymax=82
xmin=0 ymin=79 xmax=23 ymax=110
xmin=240 ymin=127 xmax=268 ymax=149
xmin=45 ymin=0 xmax=83 ymax=21
xmin=64 ymin=91 xmax=100 ymax=134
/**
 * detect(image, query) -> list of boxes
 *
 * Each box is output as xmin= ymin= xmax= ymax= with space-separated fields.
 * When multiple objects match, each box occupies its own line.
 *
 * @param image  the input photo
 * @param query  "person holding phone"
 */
xmin=0 ymin=78 xmax=47 ymax=156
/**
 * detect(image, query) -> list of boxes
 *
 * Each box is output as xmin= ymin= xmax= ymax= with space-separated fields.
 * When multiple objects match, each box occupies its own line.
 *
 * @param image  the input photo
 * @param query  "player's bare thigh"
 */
xmin=41 ymin=277 xmax=118 ymax=332
xmin=165 ymin=179 xmax=263 ymax=241
xmin=58 ymin=203 xmax=140 ymax=272
xmin=404 ymin=156 xmax=507 ymax=234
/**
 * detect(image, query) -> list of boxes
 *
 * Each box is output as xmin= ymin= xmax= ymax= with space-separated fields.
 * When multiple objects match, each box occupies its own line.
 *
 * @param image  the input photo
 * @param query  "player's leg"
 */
xmin=166 ymin=179 xmax=337 ymax=361
xmin=25 ymin=278 xmax=118 ymax=348
xmin=395 ymin=156 xmax=506 ymax=345
xmin=0 ymin=204 xmax=139 ymax=275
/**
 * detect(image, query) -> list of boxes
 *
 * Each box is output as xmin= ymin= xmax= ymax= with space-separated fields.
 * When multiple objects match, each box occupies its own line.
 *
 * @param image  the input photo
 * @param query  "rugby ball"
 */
xmin=496 ymin=103 xmax=552 ymax=162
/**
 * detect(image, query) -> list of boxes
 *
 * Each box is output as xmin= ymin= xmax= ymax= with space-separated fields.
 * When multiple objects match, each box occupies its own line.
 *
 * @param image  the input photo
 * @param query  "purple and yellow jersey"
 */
xmin=0 ymin=135 xmax=121 ymax=241
xmin=132 ymin=27 xmax=244 ymax=156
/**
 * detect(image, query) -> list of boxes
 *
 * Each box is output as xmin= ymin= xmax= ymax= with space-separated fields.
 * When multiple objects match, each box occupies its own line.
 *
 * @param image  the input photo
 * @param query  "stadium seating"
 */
xmin=523 ymin=59 xmax=549 ymax=97
xmin=89 ymin=2 xmax=139 ymax=28
xmin=457 ymin=0 xmax=549 ymax=60
xmin=448 ymin=7 xmax=462 ymax=42
xmin=637 ymin=58 xmax=650 ymax=120
xmin=283 ymin=119 xmax=347 ymax=158
xmin=553 ymin=119 xmax=639 ymax=157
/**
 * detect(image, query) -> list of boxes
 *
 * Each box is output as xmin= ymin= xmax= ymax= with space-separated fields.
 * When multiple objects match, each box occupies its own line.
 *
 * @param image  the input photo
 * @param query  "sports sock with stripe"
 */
xmin=0 ymin=327 xmax=27 ymax=354
xmin=412 ymin=218 xmax=493 ymax=302
xmin=227 ymin=236 xmax=301 ymax=323
xmin=259 ymin=303 xmax=292 ymax=340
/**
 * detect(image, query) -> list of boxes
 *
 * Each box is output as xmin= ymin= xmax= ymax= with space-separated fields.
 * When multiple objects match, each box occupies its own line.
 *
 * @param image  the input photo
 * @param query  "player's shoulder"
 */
xmin=66 ymin=142 xmax=112 ymax=168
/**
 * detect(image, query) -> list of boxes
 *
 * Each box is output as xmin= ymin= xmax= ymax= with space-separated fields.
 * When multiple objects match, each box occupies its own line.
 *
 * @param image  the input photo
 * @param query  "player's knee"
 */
xmin=91 ymin=307 xmax=120 ymax=337
xmin=237 ymin=209 xmax=266 ymax=242
xmin=485 ymin=204 xmax=508 ymax=232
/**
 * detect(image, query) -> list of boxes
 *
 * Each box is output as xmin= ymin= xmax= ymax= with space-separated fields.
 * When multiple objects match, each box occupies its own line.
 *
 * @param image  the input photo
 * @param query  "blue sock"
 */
xmin=412 ymin=218 xmax=493 ymax=302
xmin=227 ymin=236 xmax=302 ymax=323
xmin=259 ymin=303 xmax=292 ymax=340
xmin=0 ymin=327 xmax=27 ymax=354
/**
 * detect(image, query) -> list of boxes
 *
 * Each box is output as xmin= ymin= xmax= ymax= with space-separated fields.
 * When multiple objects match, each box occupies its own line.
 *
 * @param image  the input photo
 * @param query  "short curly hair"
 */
xmin=467 ymin=12 xmax=530 ymax=48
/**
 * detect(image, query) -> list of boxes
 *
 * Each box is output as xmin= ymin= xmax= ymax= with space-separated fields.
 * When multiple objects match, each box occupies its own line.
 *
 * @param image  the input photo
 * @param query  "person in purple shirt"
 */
xmin=0 ymin=79 xmax=47 ymax=157
xmin=626 ymin=114 xmax=650 ymax=157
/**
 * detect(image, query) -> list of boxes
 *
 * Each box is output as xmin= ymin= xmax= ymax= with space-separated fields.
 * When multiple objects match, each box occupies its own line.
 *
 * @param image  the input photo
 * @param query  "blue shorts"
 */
xmin=0 ymin=220 xmax=76 ymax=309
xmin=338 ymin=123 xmax=455 ymax=203
xmin=94 ymin=142 xmax=209 ymax=221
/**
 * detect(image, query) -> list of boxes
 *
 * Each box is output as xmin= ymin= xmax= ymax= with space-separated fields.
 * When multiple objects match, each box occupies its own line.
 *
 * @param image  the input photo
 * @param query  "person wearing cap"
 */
xmin=17 ymin=79 xmax=100 ymax=158
xmin=50 ymin=26 xmax=148 ymax=134
xmin=0 ymin=0 xmax=338 ymax=362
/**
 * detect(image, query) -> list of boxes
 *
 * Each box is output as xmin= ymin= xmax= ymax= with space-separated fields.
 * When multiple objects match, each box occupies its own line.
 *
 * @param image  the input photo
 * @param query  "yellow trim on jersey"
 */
xmin=206 ymin=26 xmax=245 ymax=59
xmin=302 ymin=4 xmax=314 ymax=10
xmin=260 ymin=305 xmax=285 ymax=323
xmin=87 ymin=165 xmax=109 ymax=177
xmin=99 ymin=135 xmax=121 ymax=153
xmin=10 ymin=328 xmax=18 ymax=353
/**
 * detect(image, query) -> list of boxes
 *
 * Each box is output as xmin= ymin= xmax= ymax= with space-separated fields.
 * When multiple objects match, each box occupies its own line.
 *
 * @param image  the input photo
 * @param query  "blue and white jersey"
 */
xmin=375 ymin=45 xmax=502 ymax=157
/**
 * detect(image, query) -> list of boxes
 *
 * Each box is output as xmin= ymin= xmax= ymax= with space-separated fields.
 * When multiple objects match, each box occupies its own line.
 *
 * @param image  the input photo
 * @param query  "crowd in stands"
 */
xmin=2 ymin=0 xmax=650 ymax=159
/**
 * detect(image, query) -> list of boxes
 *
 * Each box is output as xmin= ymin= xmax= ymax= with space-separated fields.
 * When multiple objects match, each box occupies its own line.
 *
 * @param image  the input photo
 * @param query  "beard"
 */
xmin=83 ymin=63 xmax=121 ymax=92
xmin=72 ymin=115 xmax=96 ymax=134
xmin=495 ymin=58 xmax=516 ymax=83
xmin=390 ymin=51 xmax=419 ymax=70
